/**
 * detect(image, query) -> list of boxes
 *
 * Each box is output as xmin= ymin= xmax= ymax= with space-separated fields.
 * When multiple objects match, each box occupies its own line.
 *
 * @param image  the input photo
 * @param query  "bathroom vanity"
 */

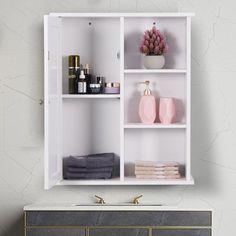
xmin=24 ymin=205 xmax=212 ymax=236
xmin=44 ymin=13 xmax=194 ymax=188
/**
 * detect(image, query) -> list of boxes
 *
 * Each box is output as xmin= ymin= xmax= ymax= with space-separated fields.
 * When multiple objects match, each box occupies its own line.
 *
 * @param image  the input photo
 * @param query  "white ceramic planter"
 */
xmin=143 ymin=55 xmax=165 ymax=69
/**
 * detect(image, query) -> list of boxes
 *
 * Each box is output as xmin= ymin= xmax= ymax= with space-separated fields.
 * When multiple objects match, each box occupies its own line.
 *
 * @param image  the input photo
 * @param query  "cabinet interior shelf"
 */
xmin=124 ymin=123 xmax=186 ymax=129
xmin=124 ymin=69 xmax=187 ymax=74
xmin=62 ymin=94 xmax=120 ymax=99
xmin=124 ymin=176 xmax=194 ymax=185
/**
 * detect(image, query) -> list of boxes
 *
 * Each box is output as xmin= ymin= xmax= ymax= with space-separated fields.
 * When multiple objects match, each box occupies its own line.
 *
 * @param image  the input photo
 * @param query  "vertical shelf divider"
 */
xmin=120 ymin=16 xmax=125 ymax=181
xmin=186 ymin=16 xmax=191 ymax=181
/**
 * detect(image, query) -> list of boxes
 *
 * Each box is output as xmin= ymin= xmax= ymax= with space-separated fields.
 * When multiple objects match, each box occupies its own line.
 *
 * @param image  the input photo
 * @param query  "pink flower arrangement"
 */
xmin=139 ymin=23 xmax=169 ymax=56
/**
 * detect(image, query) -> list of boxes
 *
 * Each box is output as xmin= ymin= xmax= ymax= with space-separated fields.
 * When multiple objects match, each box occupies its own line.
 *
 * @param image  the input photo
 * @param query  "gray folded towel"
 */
xmin=67 ymin=167 xmax=113 ymax=173
xmin=64 ymin=172 xmax=112 ymax=180
xmin=63 ymin=153 xmax=120 ymax=180
xmin=64 ymin=153 xmax=114 ymax=168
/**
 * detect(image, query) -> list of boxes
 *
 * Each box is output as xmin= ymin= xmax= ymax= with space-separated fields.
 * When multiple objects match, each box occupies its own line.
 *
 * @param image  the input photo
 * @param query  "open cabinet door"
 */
xmin=44 ymin=16 xmax=62 ymax=189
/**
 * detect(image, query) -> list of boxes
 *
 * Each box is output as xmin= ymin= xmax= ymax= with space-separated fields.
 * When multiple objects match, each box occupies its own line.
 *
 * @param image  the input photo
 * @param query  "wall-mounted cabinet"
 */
xmin=44 ymin=13 xmax=194 ymax=189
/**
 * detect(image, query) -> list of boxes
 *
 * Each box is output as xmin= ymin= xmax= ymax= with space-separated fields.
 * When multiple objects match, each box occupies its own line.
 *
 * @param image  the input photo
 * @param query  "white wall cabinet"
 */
xmin=44 ymin=13 xmax=194 ymax=189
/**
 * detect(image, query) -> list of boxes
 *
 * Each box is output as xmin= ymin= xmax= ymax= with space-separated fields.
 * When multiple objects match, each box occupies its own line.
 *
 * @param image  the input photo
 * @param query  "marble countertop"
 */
xmin=23 ymin=203 xmax=212 ymax=211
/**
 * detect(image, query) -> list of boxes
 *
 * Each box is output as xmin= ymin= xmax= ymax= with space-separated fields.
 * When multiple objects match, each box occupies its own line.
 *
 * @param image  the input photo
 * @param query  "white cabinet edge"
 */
xmin=48 ymin=13 xmax=195 ymax=18
xmin=23 ymin=204 xmax=212 ymax=211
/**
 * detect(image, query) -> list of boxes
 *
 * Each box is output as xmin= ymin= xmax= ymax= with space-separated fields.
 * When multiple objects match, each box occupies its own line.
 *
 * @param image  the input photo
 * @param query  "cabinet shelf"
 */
xmin=124 ymin=69 xmax=187 ymax=74
xmin=58 ymin=178 xmax=121 ymax=186
xmin=57 ymin=176 xmax=194 ymax=185
xmin=124 ymin=123 xmax=186 ymax=129
xmin=62 ymin=94 xmax=120 ymax=99
xmin=123 ymin=176 xmax=194 ymax=185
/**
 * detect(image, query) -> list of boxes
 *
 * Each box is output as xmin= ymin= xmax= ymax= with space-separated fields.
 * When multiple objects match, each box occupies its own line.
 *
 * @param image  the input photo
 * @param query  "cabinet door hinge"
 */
xmin=48 ymin=51 xmax=50 ymax=60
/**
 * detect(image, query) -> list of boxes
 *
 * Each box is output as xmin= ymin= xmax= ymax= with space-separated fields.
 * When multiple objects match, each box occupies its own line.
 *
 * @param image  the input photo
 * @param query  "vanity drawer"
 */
xmin=152 ymin=229 xmax=211 ymax=236
xmin=89 ymin=228 xmax=148 ymax=236
xmin=26 ymin=228 xmax=85 ymax=236
xmin=25 ymin=211 xmax=212 ymax=227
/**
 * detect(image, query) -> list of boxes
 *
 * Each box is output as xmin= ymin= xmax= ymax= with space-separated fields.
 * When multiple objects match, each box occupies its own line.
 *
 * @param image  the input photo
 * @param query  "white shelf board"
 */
xmin=50 ymin=13 xmax=195 ymax=18
xmin=58 ymin=176 xmax=194 ymax=186
xmin=58 ymin=178 xmax=121 ymax=186
xmin=62 ymin=94 xmax=120 ymax=99
xmin=124 ymin=123 xmax=186 ymax=129
xmin=124 ymin=176 xmax=194 ymax=185
xmin=124 ymin=69 xmax=187 ymax=74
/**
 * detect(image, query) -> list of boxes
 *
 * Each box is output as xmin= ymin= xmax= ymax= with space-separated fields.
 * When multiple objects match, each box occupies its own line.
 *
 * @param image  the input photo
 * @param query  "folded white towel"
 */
xmin=135 ymin=161 xmax=179 ymax=168
xmin=136 ymin=174 xmax=181 ymax=179
xmin=135 ymin=166 xmax=179 ymax=172
xmin=135 ymin=170 xmax=180 ymax=176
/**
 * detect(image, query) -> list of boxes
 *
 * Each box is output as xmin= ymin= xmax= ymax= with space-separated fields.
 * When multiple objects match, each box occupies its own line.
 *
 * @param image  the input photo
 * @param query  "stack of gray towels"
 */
xmin=63 ymin=153 xmax=119 ymax=180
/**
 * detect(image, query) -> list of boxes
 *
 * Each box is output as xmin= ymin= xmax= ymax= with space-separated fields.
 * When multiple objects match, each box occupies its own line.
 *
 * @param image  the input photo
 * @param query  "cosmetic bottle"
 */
xmin=97 ymin=77 xmax=105 ymax=93
xmin=68 ymin=55 xmax=80 ymax=94
xmin=77 ymin=69 xmax=87 ymax=94
xmin=84 ymin=64 xmax=92 ymax=93
xmin=138 ymin=81 xmax=156 ymax=124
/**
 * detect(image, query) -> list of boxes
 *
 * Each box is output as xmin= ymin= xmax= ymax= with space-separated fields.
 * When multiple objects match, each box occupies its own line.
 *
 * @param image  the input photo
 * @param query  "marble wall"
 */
xmin=0 ymin=0 xmax=236 ymax=235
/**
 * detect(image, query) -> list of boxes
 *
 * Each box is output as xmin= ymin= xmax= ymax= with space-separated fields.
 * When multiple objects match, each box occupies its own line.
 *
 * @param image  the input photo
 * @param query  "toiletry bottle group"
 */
xmin=68 ymin=55 xmax=120 ymax=95
xmin=138 ymin=80 xmax=176 ymax=124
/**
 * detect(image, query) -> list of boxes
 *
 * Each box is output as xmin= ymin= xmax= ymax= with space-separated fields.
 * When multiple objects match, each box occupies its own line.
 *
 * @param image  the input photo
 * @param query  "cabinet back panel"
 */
xmin=62 ymin=99 xmax=120 ymax=157
xmin=62 ymin=18 xmax=120 ymax=94
xmin=124 ymin=73 xmax=186 ymax=123
xmin=124 ymin=17 xmax=186 ymax=69
xmin=125 ymin=129 xmax=186 ymax=176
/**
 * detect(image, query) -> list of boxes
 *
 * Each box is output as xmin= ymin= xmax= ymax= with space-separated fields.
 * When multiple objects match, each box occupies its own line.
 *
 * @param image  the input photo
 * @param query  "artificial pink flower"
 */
xmin=139 ymin=23 xmax=168 ymax=55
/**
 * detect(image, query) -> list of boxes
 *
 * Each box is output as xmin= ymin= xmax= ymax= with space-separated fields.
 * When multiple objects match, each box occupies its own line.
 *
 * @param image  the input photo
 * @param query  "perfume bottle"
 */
xmin=84 ymin=64 xmax=92 ymax=93
xmin=138 ymin=81 xmax=156 ymax=124
xmin=77 ymin=69 xmax=87 ymax=94
xmin=68 ymin=55 xmax=80 ymax=94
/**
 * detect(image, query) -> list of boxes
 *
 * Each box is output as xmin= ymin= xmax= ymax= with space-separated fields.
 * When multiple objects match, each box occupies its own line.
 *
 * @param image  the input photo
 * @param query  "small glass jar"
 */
xmin=104 ymin=82 xmax=120 ymax=94
xmin=89 ymin=84 xmax=101 ymax=94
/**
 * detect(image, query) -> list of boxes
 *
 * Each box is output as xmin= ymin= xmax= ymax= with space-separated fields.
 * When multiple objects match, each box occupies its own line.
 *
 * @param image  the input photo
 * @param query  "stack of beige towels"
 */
xmin=135 ymin=161 xmax=181 ymax=179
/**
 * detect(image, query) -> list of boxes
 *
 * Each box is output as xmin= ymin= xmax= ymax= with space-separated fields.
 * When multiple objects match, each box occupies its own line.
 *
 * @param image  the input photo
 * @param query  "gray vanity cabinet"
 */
xmin=26 ymin=228 xmax=85 ymax=236
xmin=89 ymin=228 xmax=148 ymax=236
xmin=152 ymin=229 xmax=211 ymax=236
xmin=24 ymin=210 xmax=212 ymax=236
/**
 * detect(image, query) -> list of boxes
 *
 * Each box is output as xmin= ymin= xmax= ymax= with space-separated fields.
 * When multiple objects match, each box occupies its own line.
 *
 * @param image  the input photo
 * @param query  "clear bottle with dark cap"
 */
xmin=77 ymin=67 xmax=87 ymax=94
xmin=68 ymin=55 xmax=80 ymax=94
xmin=84 ymin=64 xmax=92 ymax=93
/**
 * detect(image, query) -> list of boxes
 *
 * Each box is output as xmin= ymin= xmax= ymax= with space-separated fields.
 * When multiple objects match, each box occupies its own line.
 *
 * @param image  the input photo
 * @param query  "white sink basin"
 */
xmin=74 ymin=203 xmax=164 ymax=206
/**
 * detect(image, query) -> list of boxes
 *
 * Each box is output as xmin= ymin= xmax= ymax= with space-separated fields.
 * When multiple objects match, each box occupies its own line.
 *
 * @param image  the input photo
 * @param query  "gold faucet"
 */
xmin=133 ymin=195 xmax=143 ymax=204
xmin=95 ymin=195 xmax=105 ymax=204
